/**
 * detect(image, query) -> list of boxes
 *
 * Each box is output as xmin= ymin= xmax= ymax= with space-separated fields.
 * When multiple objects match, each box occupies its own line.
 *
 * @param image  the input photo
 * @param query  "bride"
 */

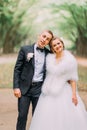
xmin=29 ymin=37 xmax=87 ymax=130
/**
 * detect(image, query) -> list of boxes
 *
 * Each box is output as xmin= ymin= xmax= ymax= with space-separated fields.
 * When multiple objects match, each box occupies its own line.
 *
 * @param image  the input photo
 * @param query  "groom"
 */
xmin=13 ymin=30 xmax=53 ymax=130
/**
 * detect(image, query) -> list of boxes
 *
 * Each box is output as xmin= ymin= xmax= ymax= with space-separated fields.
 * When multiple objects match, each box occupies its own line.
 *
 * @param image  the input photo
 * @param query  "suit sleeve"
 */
xmin=13 ymin=47 xmax=25 ymax=89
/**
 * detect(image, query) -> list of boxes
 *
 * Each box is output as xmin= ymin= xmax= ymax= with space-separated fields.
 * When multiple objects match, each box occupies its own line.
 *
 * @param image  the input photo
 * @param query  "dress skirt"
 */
xmin=29 ymin=83 xmax=87 ymax=130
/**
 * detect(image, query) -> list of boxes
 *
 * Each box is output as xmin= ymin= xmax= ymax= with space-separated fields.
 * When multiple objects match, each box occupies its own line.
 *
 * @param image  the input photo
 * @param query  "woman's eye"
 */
xmin=57 ymin=42 xmax=60 ymax=45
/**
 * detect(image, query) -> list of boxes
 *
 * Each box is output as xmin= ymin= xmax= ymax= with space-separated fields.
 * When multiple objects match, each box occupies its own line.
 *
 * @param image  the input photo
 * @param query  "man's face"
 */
xmin=37 ymin=31 xmax=53 ymax=48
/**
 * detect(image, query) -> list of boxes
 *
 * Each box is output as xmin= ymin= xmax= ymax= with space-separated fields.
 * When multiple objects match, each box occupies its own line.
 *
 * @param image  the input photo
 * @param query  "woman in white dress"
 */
xmin=29 ymin=37 xmax=87 ymax=130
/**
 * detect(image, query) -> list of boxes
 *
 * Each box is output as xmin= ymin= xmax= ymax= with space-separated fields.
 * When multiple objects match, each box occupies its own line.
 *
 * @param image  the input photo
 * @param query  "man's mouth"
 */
xmin=41 ymin=41 xmax=45 ymax=45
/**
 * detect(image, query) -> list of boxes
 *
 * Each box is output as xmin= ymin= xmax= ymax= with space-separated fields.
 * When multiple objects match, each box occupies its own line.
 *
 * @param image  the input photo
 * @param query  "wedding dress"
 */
xmin=29 ymin=50 xmax=87 ymax=130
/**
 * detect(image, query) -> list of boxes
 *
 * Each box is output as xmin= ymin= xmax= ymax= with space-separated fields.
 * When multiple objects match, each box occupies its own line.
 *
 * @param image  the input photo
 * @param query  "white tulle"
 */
xmin=29 ymin=50 xmax=87 ymax=130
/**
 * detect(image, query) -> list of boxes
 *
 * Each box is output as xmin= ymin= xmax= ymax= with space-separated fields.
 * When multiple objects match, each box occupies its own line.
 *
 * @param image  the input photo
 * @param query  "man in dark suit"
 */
xmin=13 ymin=30 xmax=53 ymax=130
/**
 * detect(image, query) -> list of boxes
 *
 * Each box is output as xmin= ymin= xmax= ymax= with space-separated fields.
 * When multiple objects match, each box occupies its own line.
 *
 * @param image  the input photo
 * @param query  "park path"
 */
xmin=0 ymin=53 xmax=87 ymax=67
xmin=0 ymin=54 xmax=17 ymax=64
xmin=0 ymin=89 xmax=32 ymax=130
xmin=0 ymin=89 xmax=87 ymax=130
xmin=76 ymin=55 xmax=87 ymax=67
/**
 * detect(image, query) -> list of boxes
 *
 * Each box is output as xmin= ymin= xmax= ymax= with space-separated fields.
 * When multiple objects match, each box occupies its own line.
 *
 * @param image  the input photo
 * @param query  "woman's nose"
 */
xmin=56 ymin=44 xmax=59 ymax=47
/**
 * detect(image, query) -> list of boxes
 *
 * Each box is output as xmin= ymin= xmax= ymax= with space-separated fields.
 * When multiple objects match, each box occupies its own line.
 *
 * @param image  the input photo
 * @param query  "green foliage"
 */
xmin=49 ymin=2 xmax=87 ymax=57
xmin=0 ymin=0 xmax=39 ymax=53
xmin=49 ymin=2 xmax=87 ymax=41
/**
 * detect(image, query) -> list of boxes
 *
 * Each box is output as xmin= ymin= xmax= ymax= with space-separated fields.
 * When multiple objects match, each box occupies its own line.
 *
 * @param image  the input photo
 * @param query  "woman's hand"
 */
xmin=72 ymin=94 xmax=78 ymax=106
xmin=69 ymin=80 xmax=78 ymax=106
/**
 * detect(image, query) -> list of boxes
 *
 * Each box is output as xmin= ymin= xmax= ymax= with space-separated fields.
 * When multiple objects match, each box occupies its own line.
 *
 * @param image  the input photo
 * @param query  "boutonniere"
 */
xmin=27 ymin=53 xmax=34 ymax=61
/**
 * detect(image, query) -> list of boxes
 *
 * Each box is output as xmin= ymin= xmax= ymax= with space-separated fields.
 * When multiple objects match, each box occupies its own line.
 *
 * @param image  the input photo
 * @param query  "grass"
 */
xmin=0 ymin=63 xmax=15 ymax=88
xmin=0 ymin=63 xmax=87 ymax=91
xmin=78 ymin=65 xmax=87 ymax=91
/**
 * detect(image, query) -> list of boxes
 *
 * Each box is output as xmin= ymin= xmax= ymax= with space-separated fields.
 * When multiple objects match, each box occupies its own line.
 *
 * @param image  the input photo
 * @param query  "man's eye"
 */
xmin=57 ymin=42 xmax=60 ymax=45
xmin=43 ymin=35 xmax=46 ymax=38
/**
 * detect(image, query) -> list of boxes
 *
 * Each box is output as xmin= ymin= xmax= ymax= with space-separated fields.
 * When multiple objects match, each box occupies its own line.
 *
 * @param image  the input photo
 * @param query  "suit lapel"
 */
xmin=29 ymin=45 xmax=49 ymax=70
xmin=30 ymin=44 xmax=35 ymax=67
xmin=26 ymin=44 xmax=35 ymax=67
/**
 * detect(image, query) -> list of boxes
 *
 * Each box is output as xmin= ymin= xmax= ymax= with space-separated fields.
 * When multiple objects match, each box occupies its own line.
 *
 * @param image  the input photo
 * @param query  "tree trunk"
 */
xmin=76 ymin=37 xmax=87 ymax=57
xmin=3 ymin=41 xmax=14 ymax=53
xmin=3 ymin=32 xmax=14 ymax=54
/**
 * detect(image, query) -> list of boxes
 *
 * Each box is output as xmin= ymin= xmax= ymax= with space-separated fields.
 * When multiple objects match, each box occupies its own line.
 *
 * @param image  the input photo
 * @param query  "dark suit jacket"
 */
xmin=13 ymin=44 xmax=50 ymax=95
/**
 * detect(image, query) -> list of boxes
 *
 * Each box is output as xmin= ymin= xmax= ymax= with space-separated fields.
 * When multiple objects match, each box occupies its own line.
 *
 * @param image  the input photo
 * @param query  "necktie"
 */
xmin=36 ymin=47 xmax=44 ymax=52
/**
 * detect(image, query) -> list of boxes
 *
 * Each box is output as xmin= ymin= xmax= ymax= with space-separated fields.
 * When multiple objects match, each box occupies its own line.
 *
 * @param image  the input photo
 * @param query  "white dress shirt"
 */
xmin=32 ymin=44 xmax=45 ymax=82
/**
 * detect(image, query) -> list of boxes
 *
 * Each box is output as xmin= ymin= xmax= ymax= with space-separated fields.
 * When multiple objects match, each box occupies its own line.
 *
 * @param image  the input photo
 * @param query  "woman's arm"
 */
xmin=69 ymin=80 xmax=78 ymax=106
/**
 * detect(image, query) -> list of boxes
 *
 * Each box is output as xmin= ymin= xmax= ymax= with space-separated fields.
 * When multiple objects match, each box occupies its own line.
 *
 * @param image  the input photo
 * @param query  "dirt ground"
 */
xmin=0 ymin=89 xmax=32 ymax=130
xmin=0 ymin=89 xmax=87 ymax=130
xmin=0 ymin=54 xmax=87 ymax=130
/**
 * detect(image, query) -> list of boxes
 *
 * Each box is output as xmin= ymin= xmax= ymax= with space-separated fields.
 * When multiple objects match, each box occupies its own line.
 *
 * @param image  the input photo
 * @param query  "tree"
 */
xmin=49 ymin=2 xmax=87 ymax=57
xmin=0 ymin=0 xmax=38 ymax=53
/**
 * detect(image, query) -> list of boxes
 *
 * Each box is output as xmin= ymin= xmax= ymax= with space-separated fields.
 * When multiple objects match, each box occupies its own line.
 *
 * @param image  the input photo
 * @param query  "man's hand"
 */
xmin=14 ymin=88 xmax=21 ymax=98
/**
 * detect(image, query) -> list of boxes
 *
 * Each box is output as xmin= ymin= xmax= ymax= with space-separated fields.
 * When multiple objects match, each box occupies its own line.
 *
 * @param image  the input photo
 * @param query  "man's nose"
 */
xmin=43 ymin=37 xmax=47 ymax=41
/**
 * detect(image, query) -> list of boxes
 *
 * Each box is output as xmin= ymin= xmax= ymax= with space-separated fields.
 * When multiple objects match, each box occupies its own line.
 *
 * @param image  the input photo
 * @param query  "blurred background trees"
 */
xmin=0 ymin=0 xmax=39 ymax=53
xmin=49 ymin=2 xmax=87 ymax=57
xmin=0 ymin=0 xmax=87 ymax=57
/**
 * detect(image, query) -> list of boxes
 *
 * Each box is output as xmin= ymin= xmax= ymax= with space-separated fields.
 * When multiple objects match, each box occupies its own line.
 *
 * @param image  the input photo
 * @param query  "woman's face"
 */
xmin=51 ymin=39 xmax=64 ymax=53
